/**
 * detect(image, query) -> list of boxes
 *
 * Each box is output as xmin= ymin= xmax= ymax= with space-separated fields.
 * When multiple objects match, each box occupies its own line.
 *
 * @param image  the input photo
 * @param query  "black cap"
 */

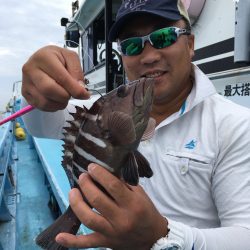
xmin=108 ymin=0 xmax=190 ymax=42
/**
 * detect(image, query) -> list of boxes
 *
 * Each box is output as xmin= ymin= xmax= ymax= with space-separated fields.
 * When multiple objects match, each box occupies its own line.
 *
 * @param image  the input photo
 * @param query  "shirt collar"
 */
xmin=156 ymin=64 xmax=217 ymax=129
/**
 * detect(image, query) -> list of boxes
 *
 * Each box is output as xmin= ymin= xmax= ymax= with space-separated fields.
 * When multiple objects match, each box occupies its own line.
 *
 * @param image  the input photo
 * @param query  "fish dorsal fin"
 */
xmin=141 ymin=117 xmax=156 ymax=141
xmin=69 ymin=105 xmax=87 ymax=120
xmin=108 ymin=111 xmax=136 ymax=145
xmin=122 ymin=152 xmax=139 ymax=185
xmin=134 ymin=150 xmax=153 ymax=178
xmin=89 ymin=99 xmax=102 ymax=115
xmin=62 ymin=105 xmax=87 ymax=186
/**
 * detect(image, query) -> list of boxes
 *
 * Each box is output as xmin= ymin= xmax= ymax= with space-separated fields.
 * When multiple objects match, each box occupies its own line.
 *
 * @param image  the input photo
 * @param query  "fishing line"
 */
xmin=64 ymin=14 xmax=97 ymax=71
xmin=64 ymin=39 xmax=97 ymax=72
xmin=66 ymin=19 xmax=85 ymax=34
xmin=63 ymin=4 xmax=106 ymax=97
xmin=66 ymin=3 xmax=84 ymax=32
xmin=64 ymin=5 xmax=107 ymax=73
xmin=88 ymin=89 xmax=104 ymax=98
xmin=58 ymin=39 xmax=103 ymax=99
xmin=65 ymin=19 xmax=99 ymax=72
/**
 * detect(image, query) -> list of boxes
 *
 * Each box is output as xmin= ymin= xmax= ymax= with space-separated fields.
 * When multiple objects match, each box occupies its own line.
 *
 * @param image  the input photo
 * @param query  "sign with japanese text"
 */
xmin=211 ymin=72 xmax=250 ymax=108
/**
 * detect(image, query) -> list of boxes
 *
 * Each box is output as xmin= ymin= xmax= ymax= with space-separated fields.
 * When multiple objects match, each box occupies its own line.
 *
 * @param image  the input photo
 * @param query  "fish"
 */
xmin=35 ymin=77 xmax=155 ymax=250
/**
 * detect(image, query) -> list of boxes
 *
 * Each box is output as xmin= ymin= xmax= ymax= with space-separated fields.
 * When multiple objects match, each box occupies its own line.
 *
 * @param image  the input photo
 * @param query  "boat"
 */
xmin=0 ymin=0 xmax=249 ymax=249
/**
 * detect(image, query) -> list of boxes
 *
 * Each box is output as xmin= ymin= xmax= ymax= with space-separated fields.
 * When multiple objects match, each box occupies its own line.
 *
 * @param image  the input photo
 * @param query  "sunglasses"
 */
xmin=117 ymin=26 xmax=191 ymax=56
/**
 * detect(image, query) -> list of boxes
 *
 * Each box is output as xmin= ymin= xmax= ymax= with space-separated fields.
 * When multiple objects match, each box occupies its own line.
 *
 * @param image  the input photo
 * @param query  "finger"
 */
xmin=61 ymin=49 xmax=86 ymax=83
xmin=23 ymin=69 xmax=71 ymax=104
xmin=87 ymin=164 xmax=132 ymax=205
xmin=39 ymin=47 xmax=90 ymax=99
xmin=24 ymin=46 xmax=89 ymax=100
xmin=78 ymin=173 xmax=119 ymax=219
xmin=69 ymin=187 xmax=112 ymax=233
xmin=56 ymin=232 xmax=110 ymax=249
xmin=22 ymin=80 xmax=68 ymax=111
xmin=42 ymin=59 xmax=89 ymax=100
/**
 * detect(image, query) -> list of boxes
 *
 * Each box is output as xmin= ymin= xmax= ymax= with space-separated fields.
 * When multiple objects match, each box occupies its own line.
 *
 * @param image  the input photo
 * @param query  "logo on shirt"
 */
xmin=185 ymin=140 xmax=197 ymax=149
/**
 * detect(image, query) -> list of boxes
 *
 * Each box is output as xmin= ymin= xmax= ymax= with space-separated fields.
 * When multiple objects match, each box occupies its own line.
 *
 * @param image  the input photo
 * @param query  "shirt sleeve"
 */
xmin=21 ymin=97 xmax=73 ymax=139
xmin=167 ymin=219 xmax=250 ymax=250
xmin=21 ymin=95 xmax=100 ymax=139
xmin=167 ymin=107 xmax=250 ymax=250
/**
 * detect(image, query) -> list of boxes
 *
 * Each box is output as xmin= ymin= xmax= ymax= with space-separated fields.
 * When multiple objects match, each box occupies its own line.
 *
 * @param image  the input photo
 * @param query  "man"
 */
xmin=22 ymin=0 xmax=250 ymax=249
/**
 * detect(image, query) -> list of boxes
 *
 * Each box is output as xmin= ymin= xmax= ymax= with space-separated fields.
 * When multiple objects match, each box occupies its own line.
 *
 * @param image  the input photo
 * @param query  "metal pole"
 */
xmin=105 ymin=0 xmax=114 ymax=92
xmin=234 ymin=0 xmax=250 ymax=63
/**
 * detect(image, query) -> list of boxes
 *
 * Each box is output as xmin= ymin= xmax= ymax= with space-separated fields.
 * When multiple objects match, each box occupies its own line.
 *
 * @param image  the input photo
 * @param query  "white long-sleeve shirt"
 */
xmin=22 ymin=65 xmax=250 ymax=249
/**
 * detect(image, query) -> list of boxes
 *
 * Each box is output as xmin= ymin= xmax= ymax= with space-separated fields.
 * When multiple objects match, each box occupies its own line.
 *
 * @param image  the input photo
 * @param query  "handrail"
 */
xmin=0 ymin=119 xmax=14 ymax=221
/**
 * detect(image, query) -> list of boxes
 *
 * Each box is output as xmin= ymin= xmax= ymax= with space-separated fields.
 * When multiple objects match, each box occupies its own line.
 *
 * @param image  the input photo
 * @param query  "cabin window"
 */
xmin=81 ymin=11 xmax=105 ymax=73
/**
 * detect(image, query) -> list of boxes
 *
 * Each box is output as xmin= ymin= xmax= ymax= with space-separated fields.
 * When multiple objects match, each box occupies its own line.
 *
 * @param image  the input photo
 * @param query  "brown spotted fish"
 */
xmin=36 ymin=77 xmax=155 ymax=250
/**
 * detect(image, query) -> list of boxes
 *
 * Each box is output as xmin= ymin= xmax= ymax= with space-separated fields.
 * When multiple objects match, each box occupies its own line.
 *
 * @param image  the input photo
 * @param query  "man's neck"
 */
xmin=151 ymin=79 xmax=193 ymax=126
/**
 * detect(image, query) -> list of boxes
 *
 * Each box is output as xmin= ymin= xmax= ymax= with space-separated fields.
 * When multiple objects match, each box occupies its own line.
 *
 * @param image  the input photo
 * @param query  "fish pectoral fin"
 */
xmin=122 ymin=152 xmax=139 ymax=185
xmin=108 ymin=111 xmax=136 ymax=145
xmin=134 ymin=150 xmax=153 ymax=178
xmin=141 ymin=117 xmax=156 ymax=141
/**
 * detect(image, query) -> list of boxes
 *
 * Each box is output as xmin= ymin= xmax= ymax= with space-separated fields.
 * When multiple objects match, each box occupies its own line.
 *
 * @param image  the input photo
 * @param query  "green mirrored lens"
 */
xmin=120 ymin=27 xmax=180 ymax=56
xmin=150 ymin=27 xmax=177 ymax=49
xmin=121 ymin=38 xmax=142 ymax=56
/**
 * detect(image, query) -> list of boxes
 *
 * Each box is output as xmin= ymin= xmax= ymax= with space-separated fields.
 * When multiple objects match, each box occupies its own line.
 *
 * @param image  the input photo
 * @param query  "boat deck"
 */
xmin=16 ymin=136 xmax=55 ymax=249
xmin=0 ymin=112 xmax=100 ymax=249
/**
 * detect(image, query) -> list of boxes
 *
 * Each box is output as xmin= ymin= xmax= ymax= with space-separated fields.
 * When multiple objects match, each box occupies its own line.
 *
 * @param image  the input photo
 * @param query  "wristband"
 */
xmin=150 ymin=219 xmax=185 ymax=250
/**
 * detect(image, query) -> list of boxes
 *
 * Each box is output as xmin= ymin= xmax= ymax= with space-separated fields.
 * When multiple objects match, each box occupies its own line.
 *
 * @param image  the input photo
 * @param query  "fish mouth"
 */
xmin=128 ymin=77 xmax=154 ymax=92
xmin=142 ymin=77 xmax=155 ymax=95
xmin=132 ymin=77 xmax=154 ymax=107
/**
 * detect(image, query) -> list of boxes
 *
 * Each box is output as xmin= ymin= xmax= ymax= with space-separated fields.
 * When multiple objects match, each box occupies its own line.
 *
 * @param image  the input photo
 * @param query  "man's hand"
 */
xmin=56 ymin=163 xmax=168 ymax=250
xmin=22 ymin=45 xmax=90 ymax=111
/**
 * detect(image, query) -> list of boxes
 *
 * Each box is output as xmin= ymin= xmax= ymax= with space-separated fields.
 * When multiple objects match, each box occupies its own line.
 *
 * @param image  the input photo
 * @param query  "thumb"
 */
xmin=61 ymin=49 xmax=90 ymax=99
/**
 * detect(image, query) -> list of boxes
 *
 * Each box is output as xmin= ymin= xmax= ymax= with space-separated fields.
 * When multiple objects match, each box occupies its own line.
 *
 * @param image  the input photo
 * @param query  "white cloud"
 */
xmin=0 ymin=47 xmax=16 ymax=57
xmin=0 ymin=0 xmax=74 ymax=111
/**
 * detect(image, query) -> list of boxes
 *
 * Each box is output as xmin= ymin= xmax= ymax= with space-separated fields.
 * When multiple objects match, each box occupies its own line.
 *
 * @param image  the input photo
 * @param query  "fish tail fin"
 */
xmin=36 ymin=206 xmax=81 ymax=250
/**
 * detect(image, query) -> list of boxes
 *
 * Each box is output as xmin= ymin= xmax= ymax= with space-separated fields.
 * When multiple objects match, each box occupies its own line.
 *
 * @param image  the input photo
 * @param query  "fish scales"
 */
xmin=36 ymin=78 xmax=155 ymax=250
xmin=64 ymin=78 xmax=155 ymax=186
xmin=73 ymin=130 xmax=113 ymax=171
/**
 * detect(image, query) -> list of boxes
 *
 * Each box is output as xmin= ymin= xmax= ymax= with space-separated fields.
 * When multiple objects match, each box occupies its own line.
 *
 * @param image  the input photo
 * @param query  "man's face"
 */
xmin=118 ymin=15 xmax=194 ymax=105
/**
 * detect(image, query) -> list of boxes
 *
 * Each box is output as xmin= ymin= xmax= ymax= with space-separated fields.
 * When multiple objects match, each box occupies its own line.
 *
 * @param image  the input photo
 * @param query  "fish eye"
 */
xmin=117 ymin=85 xmax=128 ymax=97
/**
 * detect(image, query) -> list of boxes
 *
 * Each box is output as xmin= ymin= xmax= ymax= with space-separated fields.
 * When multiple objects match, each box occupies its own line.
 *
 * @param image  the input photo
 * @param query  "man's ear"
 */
xmin=188 ymin=34 xmax=195 ymax=59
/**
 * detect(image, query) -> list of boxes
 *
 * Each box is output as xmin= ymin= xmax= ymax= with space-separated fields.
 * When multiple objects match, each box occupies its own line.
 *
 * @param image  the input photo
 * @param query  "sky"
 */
xmin=0 ymin=0 xmax=82 ymax=111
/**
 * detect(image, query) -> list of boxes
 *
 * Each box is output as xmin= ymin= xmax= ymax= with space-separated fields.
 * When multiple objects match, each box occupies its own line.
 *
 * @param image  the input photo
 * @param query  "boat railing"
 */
xmin=0 ymin=116 xmax=15 ymax=222
xmin=0 ymin=114 xmax=17 ymax=249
